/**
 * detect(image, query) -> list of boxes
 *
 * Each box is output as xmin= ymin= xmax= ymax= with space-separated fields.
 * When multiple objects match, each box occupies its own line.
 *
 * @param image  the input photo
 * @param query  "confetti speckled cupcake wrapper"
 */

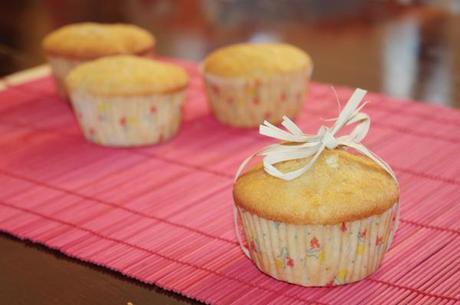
xmin=237 ymin=202 xmax=399 ymax=286
xmin=69 ymin=91 xmax=185 ymax=147
xmin=203 ymin=68 xmax=312 ymax=128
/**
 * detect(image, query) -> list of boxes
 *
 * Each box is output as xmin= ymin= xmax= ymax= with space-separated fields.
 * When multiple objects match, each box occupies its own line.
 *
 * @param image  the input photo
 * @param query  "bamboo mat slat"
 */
xmin=0 ymin=60 xmax=459 ymax=305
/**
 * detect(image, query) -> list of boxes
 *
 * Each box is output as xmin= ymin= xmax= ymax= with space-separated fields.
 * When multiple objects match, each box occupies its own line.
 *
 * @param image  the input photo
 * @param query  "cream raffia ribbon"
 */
xmin=233 ymin=88 xmax=398 ymax=258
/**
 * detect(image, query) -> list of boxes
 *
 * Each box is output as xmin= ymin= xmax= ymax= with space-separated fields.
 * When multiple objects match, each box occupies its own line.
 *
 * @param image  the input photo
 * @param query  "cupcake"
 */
xmin=65 ymin=55 xmax=188 ymax=147
xmin=233 ymin=89 xmax=399 ymax=286
xmin=42 ymin=22 xmax=155 ymax=97
xmin=202 ymin=43 xmax=312 ymax=128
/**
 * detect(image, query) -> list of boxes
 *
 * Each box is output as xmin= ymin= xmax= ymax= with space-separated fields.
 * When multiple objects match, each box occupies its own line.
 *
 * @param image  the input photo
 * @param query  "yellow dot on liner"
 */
xmin=356 ymin=243 xmax=365 ymax=256
xmin=319 ymin=250 xmax=326 ymax=263
xmin=275 ymin=257 xmax=284 ymax=269
xmin=336 ymin=269 xmax=347 ymax=282
xmin=127 ymin=117 xmax=138 ymax=124
xmin=97 ymin=103 xmax=108 ymax=112
xmin=248 ymin=87 xmax=256 ymax=96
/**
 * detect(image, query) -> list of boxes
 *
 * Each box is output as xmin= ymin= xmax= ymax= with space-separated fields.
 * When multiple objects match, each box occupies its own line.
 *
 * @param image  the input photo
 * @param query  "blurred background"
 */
xmin=0 ymin=0 xmax=459 ymax=108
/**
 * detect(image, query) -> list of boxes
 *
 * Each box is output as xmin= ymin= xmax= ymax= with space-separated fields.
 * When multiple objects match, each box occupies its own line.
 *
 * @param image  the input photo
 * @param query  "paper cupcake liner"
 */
xmin=69 ymin=91 xmax=185 ymax=147
xmin=47 ymin=56 xmax=86 ymax=98
xmin=203 ymin=68 xmax=311 ymax=128
xmin=47 ymin=50 xmax=154 ymax=99
xmin=237 ymin=203 xmax=399 ymax=286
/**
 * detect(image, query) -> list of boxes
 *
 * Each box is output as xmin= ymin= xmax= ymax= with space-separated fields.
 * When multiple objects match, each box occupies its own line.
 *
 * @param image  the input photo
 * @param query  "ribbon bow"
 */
xmin=235 ymin=88 xmax=397 ymax=182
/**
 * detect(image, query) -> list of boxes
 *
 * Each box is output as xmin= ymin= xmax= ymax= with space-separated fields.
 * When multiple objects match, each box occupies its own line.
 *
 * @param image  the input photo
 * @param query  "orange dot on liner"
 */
xmin=150 ymin=106 xmax=157 ymax=113
xmin=119 ymin=117 xmax=127 ymax=126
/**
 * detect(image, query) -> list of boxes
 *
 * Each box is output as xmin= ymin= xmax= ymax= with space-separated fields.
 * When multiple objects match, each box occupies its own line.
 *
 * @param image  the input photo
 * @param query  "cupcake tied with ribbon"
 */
xmin=233 ymin=88 xmax=399 ymax=286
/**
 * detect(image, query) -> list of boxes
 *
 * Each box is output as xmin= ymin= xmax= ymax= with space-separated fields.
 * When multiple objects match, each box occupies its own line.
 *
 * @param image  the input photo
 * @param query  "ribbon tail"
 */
xmin=343 ymin=141 xmax=398 ymax=184
xmin=234 ymin=152 xmax=258 ymax=182
xmin=233 ymin=147 xmax=263 ymax=258
xmin=233 ymin=205 xmax=251 ymax=258
xmin=331 ymin=88 xmax=367 ymax=134
xmin=281 ymin=116 xmax=304 ymax=135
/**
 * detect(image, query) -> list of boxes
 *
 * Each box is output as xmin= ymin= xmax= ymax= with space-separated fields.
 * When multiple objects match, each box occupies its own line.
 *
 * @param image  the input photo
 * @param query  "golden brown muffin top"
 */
xmin=65 ymin=55 xmax=188 ymax=97
xmin=203 ymin=43 xmax=312 ymax=78
xmin=234 ymin=149 xmax=399 ymax=225
xmin=42 ymin=22 xmax=155 ymax=59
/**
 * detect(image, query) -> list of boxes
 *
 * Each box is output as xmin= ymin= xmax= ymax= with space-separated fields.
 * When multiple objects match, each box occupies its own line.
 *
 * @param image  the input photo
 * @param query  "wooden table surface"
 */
xmin=0 ymin=1 xmax=459 ymax=304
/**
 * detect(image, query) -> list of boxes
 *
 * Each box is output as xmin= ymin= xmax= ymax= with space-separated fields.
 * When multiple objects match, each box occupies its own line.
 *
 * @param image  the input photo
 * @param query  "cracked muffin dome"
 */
xmin=203 ymin=43 xmax=312 ymax=78
xmin=42 ymin=22 xmax=155 ymax=59
xmin=65 ymin=55 xmax=189 ymax=97
xmin=233 ymin=148 xmax=399 ymax=225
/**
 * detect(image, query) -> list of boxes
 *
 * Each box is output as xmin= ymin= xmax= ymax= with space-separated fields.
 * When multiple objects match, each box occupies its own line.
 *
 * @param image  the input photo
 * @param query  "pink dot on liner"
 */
xmin=280 ymin=92 xmax=287 ymax=102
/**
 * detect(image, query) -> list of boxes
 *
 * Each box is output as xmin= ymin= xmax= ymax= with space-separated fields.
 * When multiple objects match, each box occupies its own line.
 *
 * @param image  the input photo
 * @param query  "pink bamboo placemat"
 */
xmin=1 ymin=59 xmax=459 ymax=305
